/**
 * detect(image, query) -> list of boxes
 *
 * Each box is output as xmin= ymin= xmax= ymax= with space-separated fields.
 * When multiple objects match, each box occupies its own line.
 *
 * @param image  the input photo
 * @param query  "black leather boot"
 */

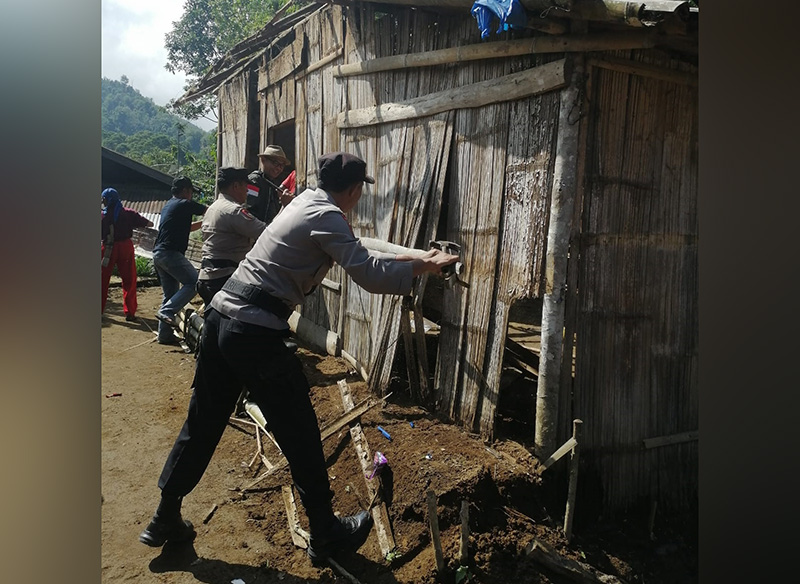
xmin=307 ymin=510 xmax=373 ymax=565
xmin=138 ymin=513 xmax=196 ymax=547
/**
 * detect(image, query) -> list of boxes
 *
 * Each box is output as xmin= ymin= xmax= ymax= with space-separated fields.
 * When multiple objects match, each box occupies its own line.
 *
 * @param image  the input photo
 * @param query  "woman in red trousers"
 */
xmin=101 ymin=188 xmax=153 ymax=321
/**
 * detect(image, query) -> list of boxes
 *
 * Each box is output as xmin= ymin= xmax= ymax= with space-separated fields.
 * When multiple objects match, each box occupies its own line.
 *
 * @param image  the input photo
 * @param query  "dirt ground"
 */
xmin=102 ymin=283 xmax=697 ymax=584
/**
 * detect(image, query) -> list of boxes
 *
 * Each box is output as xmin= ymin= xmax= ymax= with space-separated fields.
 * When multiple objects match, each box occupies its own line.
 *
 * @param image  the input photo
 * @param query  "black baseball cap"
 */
xmin=317 ymin=152 xmax=375 ymax=192
xmin=171 ymin=176 xmax=200 ymax=194
xmin=217 ymin=166 xmax=250 ymax=187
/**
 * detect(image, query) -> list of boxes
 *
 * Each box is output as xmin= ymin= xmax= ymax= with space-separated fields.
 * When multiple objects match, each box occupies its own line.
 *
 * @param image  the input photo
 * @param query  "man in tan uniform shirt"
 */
xmin=196 ymin=167 xmax=267 ymax=305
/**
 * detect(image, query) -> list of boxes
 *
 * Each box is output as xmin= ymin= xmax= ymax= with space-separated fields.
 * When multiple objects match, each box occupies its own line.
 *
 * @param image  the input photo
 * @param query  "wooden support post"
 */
xmin=338 ymin=380 xmax=396 ymax=558
xmin=400 ymin=297 xmax=421 ymax=400
xmin=459 ymin=500 xmax=470 ymax=566
xmin=426 ymin=490 xmax=446 ymax=573
xmin=535 ymin=52 xmax=585 ymax=460
xmin=563 ymin=419 xmax=583 ymax=543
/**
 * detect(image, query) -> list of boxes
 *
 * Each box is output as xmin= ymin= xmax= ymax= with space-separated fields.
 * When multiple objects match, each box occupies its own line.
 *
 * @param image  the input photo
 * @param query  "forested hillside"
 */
xmin=102 ymin=76 xmax=216 ymax=191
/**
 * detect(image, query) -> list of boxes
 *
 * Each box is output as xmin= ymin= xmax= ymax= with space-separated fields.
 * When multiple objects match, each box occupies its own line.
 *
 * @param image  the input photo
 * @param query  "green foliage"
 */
xmin=102 ymin=76 xmax=218 ymax=186
xmin=165 ymin=0 xmax=282 ymax=78
xmin=101 ymin=77 xmax=206 ymax=152
xmin=135 ymin=256 xmax=157 ymax=278
xmin=164 ymin=0 xmax=288 ymax=122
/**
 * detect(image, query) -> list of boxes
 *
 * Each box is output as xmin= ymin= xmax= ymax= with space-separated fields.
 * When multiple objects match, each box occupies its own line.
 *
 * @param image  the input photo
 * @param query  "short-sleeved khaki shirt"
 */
xmin=198 ymin=193 xmax=267 ymax=281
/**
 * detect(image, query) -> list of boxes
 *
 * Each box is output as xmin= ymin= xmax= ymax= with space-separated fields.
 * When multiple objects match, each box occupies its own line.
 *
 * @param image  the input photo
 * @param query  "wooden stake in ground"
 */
xmin=564 ymin=419 xmax=583 ymax=543
xmin=459 ymin=500 xmax=470 ymax=566
xmin=426 ymin=490 xmax=445 ymax=573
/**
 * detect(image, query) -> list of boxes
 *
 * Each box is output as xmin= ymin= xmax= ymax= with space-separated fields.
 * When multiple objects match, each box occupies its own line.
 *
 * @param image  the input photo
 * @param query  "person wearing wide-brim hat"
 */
xmin=247 ymin=145 xmax=294 ymax=224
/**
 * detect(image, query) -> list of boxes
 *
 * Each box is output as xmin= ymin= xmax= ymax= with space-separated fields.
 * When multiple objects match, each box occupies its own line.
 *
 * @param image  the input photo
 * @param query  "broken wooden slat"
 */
xmin=541 ymin=437 xmax=578 ymax=470
xmin=333 ymin=32 xmax=655 ymax=77
xmin=337 ymin=380 xmax=396 ymax=557
xmin=337 ymin=59 xmax=567 ymax=129
xmin=642 ymin=429 xmax=698 ymax=449
xmin=242 ymin=396 xmax=384 ymax=490
xmin=426 ymin=490 xmax=445 ymax=573
xmin=527 ymin=537 xmax=623 ymax=584
xmin=282 ymin=485 xmax=309 ymax=549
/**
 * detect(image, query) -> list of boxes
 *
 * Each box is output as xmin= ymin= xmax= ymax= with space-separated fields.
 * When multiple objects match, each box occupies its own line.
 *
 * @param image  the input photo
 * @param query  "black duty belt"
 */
xmin=201 ymin=257 xmax=238 ymax=270
xmin=221 ymin=278 xmax=293 ymax=320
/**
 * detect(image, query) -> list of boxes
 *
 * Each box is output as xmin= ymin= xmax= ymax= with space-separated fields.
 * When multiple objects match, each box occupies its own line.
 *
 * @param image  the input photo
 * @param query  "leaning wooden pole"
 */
xmin=535 ymin=53 xmax=584 ymax=460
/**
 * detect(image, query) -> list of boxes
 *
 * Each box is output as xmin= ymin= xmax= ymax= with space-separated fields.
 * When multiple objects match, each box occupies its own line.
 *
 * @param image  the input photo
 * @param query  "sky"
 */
xmin=101 ymin=0 xmax=217 ymax=131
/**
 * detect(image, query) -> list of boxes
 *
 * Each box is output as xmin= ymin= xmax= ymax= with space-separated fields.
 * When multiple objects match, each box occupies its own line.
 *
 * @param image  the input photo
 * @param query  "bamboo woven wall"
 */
xmin=218 ymin=71 xmax=255 ymax=167
xmin=244 ymin=2 xmax=698 ymax=512
xmin=571 ymin=49 xmax=699 ymax=511
xmin=253 ymin=3 xmax=559 ymax=425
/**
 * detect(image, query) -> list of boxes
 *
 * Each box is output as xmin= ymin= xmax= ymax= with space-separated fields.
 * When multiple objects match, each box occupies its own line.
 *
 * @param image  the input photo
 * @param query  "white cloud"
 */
xmin=101 ymin=0 xmax=216 ymax=131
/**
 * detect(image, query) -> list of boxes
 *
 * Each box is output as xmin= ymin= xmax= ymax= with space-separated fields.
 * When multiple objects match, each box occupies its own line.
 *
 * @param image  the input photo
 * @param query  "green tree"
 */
xmin=164 ymin=0 xmax=286 ymax=123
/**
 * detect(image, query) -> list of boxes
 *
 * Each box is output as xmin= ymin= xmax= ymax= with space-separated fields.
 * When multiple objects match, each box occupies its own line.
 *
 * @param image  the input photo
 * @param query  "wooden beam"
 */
xmin=643 ymin=429 xmax=698 ymax=449
xmin=333 ymin=32 xmax=655 ymax=78
xmin=338 ymin=58 xmax=567 ymax=129
xmin=587 ymin=56 xmax=697 ymax=86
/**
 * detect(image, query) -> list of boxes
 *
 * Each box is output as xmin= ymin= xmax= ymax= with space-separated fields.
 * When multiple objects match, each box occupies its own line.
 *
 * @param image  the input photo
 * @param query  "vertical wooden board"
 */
xmin=305 ymin=13 xmax=323 ymax=181
xmin=295 ymin=77 xmax=310 ymax=190
xmin=218 ymin=73 xmax=251 ymax=166
xmin=321 ymin=5 xmax=346 ymax=154
xmin=455 ymin=102 xmax=509 ymax=430
xmin=370 ymin=113 xmax=454 ymax=394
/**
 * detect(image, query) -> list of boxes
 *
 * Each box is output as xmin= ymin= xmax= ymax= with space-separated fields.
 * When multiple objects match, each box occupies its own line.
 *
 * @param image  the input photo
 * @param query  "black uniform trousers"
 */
xmin=157 ymin=308 xmax=335 ymax=527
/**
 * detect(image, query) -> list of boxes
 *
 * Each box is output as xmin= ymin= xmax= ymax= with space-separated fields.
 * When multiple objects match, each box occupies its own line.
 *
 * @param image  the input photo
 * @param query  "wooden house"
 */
xmin=175 ymin=0 xmax=698 ymax=513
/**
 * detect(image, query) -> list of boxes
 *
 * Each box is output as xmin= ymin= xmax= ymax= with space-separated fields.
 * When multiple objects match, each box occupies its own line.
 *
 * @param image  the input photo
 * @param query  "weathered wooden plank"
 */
xmin=333 ymin=32 xmax=655 ymax=77
xmin=337 ymin=58 xmax=567 ymax=128
xmin=264 ymin=34 xmax=305 ymax=87
xmin=338 ymin=380 xmax=396 ymax=557
xmin=281 ymin=485 xmax=309 ymax=549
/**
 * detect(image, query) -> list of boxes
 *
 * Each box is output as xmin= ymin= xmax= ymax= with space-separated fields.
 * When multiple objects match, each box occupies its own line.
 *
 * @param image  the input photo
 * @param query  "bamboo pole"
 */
xmin=563 ymin=419 xmax=582 ymax=543
xmin=426 ymin=490 xmax=446 ymax=573
xmin=534 ymin=53 xmax=584 ymax=460
xmin=333 ymin=32 xmax=655 ymax=78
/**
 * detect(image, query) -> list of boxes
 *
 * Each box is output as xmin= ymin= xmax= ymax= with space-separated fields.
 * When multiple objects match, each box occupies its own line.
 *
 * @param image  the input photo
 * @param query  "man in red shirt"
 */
xmin=101 ymin=188 xmax=153 ymax=321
